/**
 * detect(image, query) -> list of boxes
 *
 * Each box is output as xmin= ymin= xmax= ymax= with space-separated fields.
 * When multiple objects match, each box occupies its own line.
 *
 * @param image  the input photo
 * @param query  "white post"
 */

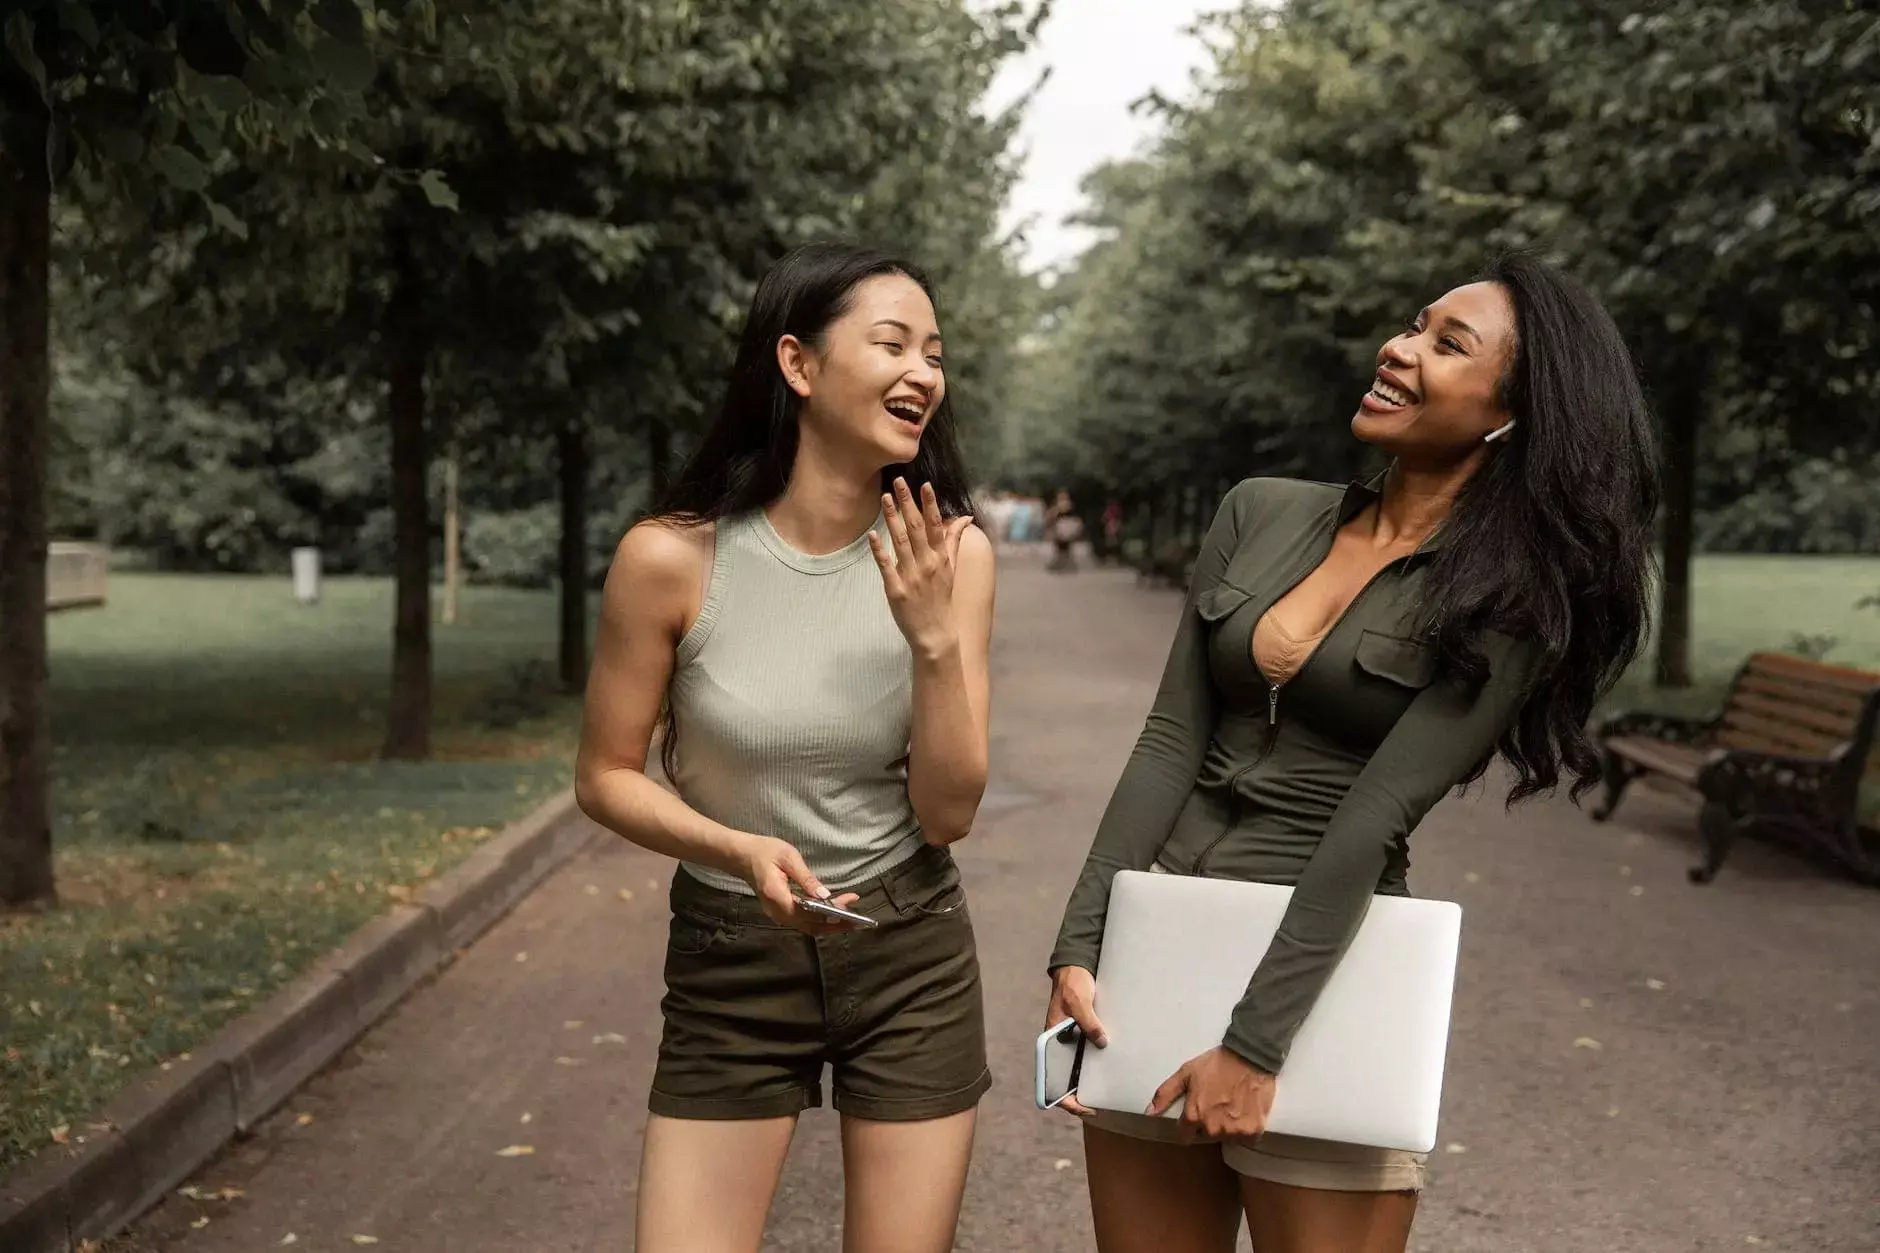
xmin=291 ymin=546 xmax=322 ymax=605
xmin=442 ymin=448 xmax=460 ymax=625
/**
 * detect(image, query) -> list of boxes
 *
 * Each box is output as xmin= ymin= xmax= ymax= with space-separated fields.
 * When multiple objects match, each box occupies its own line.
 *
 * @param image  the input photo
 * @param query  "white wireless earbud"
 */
xmin=1484 ymin=419 xmax=1517 ymax=444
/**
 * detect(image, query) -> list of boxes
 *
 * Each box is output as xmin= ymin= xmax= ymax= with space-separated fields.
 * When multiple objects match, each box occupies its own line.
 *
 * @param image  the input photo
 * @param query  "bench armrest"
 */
xmin=1596 ymin=709 xmax=1719 ymax=743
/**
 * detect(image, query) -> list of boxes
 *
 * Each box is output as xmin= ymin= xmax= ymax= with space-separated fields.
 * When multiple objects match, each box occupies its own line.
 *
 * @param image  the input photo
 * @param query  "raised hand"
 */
xmin=868 ymin=477 xmax=975 ymax=659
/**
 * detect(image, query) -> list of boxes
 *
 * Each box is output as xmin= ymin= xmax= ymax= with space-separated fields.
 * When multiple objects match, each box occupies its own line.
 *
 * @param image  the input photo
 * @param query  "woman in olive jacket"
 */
xmin=1045 ymin=253 xmax=1660 ymax=1253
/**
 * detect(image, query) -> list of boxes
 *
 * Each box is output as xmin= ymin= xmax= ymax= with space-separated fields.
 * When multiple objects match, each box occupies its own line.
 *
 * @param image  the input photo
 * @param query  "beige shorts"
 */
xmin=1083 ymin=1109 xmax=1428 ymax=1193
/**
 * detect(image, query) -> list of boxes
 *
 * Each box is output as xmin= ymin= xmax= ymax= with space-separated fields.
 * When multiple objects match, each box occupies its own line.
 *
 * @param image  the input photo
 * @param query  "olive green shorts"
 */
xmin=649 ymin=842 xmax=993 ymax=1122
xmin=1084 ymin=1110 xmax=1428 ymax=1193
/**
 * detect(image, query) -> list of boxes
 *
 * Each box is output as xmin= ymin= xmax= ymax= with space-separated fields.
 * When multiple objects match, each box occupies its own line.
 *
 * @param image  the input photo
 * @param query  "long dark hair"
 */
xmin=650 ymin=242 xmax=977 ymax=780
xmin=1419 ymin=252 xmax=1661 ymax=805
xmin=651 ymin=241 xmax=977 ymax=525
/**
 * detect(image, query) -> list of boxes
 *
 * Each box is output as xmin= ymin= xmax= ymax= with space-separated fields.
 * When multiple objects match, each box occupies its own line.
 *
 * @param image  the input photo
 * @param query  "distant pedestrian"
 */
xmin=578 ymin=242 xmax=996 ymax=1253
xmin=1046 ymin=489 xmax=1082 ymax=571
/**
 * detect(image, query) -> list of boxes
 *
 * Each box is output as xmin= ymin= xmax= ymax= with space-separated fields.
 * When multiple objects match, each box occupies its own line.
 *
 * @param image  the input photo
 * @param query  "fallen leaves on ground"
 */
xmin=49 ymin=1124 xmax=70 ymax=1145
xmin=1053 ymin=1158 xmax=1072 ymax=1171
xmin=1573 ymin=1037 xmax=1604 ymax=1050
xmin=1645 ymin=978 xmax=1666 ymax=990
xmin=592 ymin=1032 xmax=627 ymax=1045
xmin=279 ymin=1235 xmax=298 ymax=1246
xmin=1444 ymin=1143 xmax=1467 ymax=1154
xmin=295 ymin=1112 xmax=315 ymax=1126
xmin=176 ymin=1185 xmax=245 ymax=1202
xmin=495 ymin=1144 xmax=536 ymax=1157
xmin=351 ymin=1236 xmax=380 ymax=1245
xmin=190 ymin=1216 xmax=211 ymax=1229
xmin=618 ymin=889 xmax=634 ymax=902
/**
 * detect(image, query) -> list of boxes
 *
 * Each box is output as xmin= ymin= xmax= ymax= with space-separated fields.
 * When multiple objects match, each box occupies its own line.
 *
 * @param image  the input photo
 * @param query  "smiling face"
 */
xmin=777 ymin=272 xmax=946 ymax=469
xmin=1351 ymin=281 xmax=1518 ymax=460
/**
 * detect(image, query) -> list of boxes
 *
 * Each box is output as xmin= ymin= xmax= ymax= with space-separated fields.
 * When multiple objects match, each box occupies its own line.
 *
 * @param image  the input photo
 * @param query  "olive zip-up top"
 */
xmin=1050 ymin=473 xmax=1539 ymax=1075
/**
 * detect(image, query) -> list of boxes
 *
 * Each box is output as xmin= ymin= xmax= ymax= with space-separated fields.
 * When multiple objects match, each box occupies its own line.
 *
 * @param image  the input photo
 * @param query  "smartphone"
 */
xmin=795 ymin=895 xmax=879 ymax=928
xmin=1034 ymin=1017 xmax=1086 ymax=1110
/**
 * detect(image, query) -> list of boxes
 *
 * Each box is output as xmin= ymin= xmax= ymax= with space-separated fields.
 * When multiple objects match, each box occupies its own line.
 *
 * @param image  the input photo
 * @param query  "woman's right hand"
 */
xmin=1045 ymin=965 xmax=1108 ymax=1117
xmin=737 ymin=835 xmax=865 ymax=935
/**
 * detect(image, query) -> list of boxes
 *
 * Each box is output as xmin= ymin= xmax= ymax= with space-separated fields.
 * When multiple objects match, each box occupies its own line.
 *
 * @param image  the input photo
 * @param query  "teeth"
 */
xmin=1370 ymin=379 xmax=1413 ymax=406
xmin=886 ymin=401 xmax=922 ymax=420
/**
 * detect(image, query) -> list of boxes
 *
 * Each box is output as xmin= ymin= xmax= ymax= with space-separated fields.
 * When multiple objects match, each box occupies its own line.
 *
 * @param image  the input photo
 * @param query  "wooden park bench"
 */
xmin=1590 ymin=653 xmax=1880 ymax=885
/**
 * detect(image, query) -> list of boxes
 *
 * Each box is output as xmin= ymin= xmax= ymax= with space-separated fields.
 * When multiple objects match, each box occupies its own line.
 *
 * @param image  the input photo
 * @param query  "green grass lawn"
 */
xmin=1607 ymin=554 xmax=1880 ymax=709
xmin=2 ymin=574 xmax=585 ymax=1174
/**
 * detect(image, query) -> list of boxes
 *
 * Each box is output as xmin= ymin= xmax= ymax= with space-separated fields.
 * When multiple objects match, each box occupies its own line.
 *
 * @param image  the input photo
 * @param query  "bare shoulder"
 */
xmin=613 ymin=517 xmax=713 ymax=590
xmin=957 ymin=520 xmax=995 ymax=572
xmin=603 ymin=518 xmax=715 ymax=641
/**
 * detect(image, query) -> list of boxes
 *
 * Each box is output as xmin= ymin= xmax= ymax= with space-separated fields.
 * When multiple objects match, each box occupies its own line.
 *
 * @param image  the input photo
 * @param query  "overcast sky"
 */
xmin=983 ymin=1 xmax=1223 ymax=273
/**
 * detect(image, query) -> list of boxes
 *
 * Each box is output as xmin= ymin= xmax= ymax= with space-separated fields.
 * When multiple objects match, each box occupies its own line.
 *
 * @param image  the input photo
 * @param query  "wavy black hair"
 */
xmin=649 ymin=242 xmax=977 ymax=780
xmin=1419 ymin=252 xmax=1661 ymax=804
xmin=651 ymin=241 xmax=977 ymax=525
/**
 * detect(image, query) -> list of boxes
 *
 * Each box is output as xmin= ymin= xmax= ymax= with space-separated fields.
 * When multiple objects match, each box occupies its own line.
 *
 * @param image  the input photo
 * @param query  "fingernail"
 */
xmin=815 ymin=887 xmax=832 ymax=900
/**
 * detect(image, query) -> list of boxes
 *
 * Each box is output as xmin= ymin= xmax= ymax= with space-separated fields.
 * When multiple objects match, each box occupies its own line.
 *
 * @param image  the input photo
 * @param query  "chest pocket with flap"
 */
xmin=1352 ymin=628 xmax=1439 ymax=690
xmin=1194 ymin=581 xmax=1253 ymax=623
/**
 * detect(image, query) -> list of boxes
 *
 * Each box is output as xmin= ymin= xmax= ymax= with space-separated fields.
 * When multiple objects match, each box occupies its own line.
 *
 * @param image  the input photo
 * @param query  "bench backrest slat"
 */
xmin=1733 ymin=672 xmax=1869 ymax=722
xmin=1718 ymin=654 xmax=1880 ymax=776
xmin=1716 ymin=716 xmax=1850 ymax=760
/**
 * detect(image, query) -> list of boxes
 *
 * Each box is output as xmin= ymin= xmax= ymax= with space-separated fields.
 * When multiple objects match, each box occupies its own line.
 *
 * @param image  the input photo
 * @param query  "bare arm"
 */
xmin=572 ymin=521 xmax=754 ymax=874
xmin=906 ymin=524 xmax=996 ymax=845
xmin=573 ymin=520 xmax=855 ymax=926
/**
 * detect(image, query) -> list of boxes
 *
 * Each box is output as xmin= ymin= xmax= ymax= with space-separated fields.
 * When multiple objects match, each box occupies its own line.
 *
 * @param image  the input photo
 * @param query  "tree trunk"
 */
xmin=381 ymin=226 xmax=432 ymax=760
xmin=556 ymin=419 xmax=589 ymax=693
xmin=441 ymin=442 xmax=460 ymax=626
xmin=0 ymin=111 xmax=54 ymax=906
xmin=1655 ymin=371 xmax=1701 ymax=689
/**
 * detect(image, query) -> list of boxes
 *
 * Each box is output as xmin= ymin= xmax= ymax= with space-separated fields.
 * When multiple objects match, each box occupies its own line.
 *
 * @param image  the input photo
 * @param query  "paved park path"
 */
xmin=113 ymin=554 xmax=1878 ymax=1253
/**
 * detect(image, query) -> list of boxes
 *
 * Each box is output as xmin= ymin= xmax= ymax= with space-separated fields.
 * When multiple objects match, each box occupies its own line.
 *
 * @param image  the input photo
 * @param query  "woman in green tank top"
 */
xmin=575 ymin=244 xmax=997 ymax=1253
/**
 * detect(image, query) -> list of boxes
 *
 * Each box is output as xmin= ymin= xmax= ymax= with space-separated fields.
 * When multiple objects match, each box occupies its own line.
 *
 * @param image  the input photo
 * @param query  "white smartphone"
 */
xmin=795 ymin=896 xmax=880 ymax=928
xmin=1034 ymin=1017 xmax=1086 ymax=1110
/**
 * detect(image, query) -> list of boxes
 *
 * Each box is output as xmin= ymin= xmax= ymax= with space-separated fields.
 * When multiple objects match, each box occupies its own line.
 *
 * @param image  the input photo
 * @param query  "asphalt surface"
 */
xmin=113 ymin=552 xmax=1879 ymax=1253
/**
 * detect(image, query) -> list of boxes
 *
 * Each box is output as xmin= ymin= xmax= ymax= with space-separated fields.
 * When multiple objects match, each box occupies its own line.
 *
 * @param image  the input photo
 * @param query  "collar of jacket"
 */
xmin=1337 ymin=465 xmax=1451 ymax=556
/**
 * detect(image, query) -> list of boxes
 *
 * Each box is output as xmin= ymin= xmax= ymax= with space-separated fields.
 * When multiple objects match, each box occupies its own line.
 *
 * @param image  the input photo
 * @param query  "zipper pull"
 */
xmin=1268 ymin=685 xmax=1279 ymax=726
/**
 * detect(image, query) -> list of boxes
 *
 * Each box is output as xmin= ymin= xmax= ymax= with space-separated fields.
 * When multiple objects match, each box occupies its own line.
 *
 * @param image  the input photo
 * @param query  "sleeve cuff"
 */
xmin=1046 ymin=945 xmax=1098 ymax=976
xmin=1220 ymin=1020 xmax=1285 ymax=1076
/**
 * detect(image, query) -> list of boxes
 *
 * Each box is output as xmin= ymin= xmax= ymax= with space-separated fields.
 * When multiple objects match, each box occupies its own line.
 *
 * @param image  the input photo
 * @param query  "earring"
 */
xmin=1484 ymin=419 xmax=1516 ymax=444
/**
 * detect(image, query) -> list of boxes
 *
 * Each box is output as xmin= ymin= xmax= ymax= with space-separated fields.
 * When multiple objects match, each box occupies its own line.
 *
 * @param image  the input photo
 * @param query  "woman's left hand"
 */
xmin=870 ymin=477 xmax=974 ymax=659
xmin=1147 ymin=1046 xmax=1278 ymax=1143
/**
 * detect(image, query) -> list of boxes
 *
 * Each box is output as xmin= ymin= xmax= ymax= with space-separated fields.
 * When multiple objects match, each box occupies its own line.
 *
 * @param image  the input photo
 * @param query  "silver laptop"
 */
xmin=1072 ymin=869 xmax=1462 ymax=1154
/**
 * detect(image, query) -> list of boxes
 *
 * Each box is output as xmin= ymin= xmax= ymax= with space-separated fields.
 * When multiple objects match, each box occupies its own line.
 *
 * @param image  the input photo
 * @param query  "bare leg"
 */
xmin=839 ymin=1110 xmax=978 ymax=1253
xmin=635 ymin=1113 xmax=798 ymax=1253
xmin=1240 ymin=1177 xmax=1417 ymax=1253
xmin=1084 ymin=1123 xmax=1242 ymax=1253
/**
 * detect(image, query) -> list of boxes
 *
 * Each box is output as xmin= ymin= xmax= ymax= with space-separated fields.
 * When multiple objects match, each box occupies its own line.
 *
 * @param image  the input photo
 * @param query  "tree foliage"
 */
xmin=1003 ymin=0 xmax=1879 ymax=681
